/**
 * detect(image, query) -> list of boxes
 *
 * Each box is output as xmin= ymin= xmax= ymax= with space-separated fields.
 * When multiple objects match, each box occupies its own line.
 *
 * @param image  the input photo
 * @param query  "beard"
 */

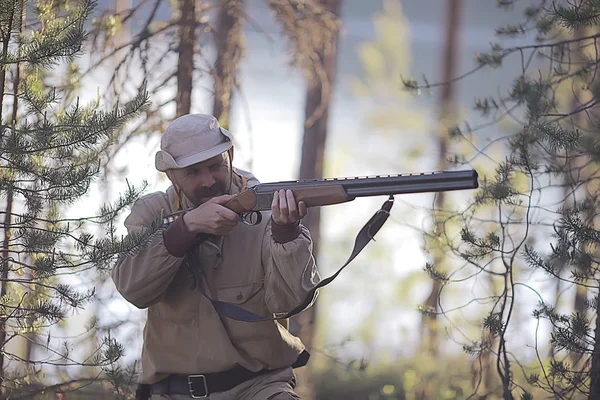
xmin=191 ymin=181 xmax=228 ymax=205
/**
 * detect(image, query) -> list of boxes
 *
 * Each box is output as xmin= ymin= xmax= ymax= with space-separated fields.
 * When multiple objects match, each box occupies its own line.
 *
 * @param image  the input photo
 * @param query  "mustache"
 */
xmin=195 ymin=182 xmax=226 ymax=198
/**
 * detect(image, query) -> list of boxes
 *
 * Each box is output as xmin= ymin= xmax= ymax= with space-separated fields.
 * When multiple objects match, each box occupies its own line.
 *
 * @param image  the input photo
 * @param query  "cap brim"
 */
xmin=155 ymin=127 xmax=234 ymax=172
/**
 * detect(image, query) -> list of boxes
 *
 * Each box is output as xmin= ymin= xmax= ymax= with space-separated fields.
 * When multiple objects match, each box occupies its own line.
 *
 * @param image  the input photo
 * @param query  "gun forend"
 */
xmin=224 ymin=185 xmax=352 ymax=213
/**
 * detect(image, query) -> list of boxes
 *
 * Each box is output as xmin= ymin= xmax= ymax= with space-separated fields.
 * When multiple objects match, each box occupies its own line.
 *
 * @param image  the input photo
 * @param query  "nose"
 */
xmin=197 ymin=167 xmax=216 ymax=187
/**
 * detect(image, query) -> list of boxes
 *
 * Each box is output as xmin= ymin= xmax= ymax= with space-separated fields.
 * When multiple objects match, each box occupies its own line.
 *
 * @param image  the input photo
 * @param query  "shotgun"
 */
xmin=160 ymin=169 xmax=479 ymax=323
xmin=224 ymin=169 xmax=479 ymax=225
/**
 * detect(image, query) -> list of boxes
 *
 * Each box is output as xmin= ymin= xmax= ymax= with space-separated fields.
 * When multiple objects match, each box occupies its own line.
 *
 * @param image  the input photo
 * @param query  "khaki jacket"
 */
xmin=111 ymin=169 xmax=320 ymax=384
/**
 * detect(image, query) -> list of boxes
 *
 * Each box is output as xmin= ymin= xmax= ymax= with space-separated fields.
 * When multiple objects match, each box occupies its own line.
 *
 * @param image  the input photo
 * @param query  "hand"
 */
xmin=271 ymin=189 xmax=307 ymax=225
xmin=183 ymin=194 xmax=239 ymax=236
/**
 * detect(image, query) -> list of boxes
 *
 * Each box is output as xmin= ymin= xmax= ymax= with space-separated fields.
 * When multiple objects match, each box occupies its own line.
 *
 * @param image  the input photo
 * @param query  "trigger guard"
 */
xmin=241 ymin=211 xmax=262 ymax=226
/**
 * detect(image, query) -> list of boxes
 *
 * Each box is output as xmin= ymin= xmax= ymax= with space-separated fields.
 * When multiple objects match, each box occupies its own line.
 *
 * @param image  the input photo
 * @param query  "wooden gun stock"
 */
xmin=292 ymin=186 xmax=352 ymax=207
xmin=224 ymin=185 xmax=351 ymax=213
xmin=224 ymin=190 xmax=258 ymax=214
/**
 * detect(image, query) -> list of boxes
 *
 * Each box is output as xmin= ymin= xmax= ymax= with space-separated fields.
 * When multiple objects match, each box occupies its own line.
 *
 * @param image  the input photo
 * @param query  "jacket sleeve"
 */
xmin=111 ymin=195 xmax=187 ymax=309
xmin=262 ymin=219 xmax=321 ymax=314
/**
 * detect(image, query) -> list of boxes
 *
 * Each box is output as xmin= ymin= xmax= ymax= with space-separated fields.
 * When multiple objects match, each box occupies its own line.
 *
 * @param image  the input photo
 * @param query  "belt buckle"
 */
xmin=187 ymin=374 xmax=208 ymax=399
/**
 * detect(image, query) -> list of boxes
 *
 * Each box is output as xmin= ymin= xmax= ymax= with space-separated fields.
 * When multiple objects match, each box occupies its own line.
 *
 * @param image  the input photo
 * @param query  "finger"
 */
xmin=286 ymin=190 xmax=299 ymax=220
xmin=271 ymin=190 xmax=280 ymax=220
xmin=210 ymin=194 xmax=235 ymax=205
xmin=298 ymin=201 xmax=307 ymax=218
xmin=216 ymin=207 xmax=240 ymax=221
xmin=219 ymin=217 xmax=238 ymax=227
xmin=279 ymin=189 xmax=289 ymax=222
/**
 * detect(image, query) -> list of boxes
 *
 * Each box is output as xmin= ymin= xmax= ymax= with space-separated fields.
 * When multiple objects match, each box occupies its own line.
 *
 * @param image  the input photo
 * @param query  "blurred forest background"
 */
xmin=2 ymin=0 xmax=600 ymax=398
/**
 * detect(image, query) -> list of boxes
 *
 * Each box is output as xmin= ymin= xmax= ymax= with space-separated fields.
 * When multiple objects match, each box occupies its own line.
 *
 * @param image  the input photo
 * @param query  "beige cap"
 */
xmin=155 ymin=114 xmax=234 ymax=172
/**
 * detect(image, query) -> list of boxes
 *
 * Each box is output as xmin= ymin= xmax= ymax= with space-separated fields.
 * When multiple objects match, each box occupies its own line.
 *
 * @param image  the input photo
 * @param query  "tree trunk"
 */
xmin=0 ymin=2 xmax=22 ymax=391
xmin=477 ymin=253 xmax=501 ymax=396
xmin=420 ymin=0 xmax=462 ymax=356
xmin=0 ymin=0 xmax=16 ymax=122
xmin=0 ymin=65 xmax=19 ymax=399
xmin=175 ymin=0 xmax=196 ymax=117
xmin=211 ymin=0 xmax=243 ymax=129
xmin=549 ymin=275 xmax=561 ymax=358
xmin=569 ymin=23 xmax=590 ymax=369
xmin=0 ymin=72 xmax=19 ymax=396
xmin=0 ymin=188 xmax=14 ymax=393
xmin=291 ymin=1 xmax=341 ymax=398
xmin=590 ymin=294 xmax=600 ymax=399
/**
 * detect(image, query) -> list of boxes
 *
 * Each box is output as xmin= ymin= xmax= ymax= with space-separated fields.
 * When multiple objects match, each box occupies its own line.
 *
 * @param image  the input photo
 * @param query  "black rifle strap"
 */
xmin=187 ymin=196 xmax=395 ymax=323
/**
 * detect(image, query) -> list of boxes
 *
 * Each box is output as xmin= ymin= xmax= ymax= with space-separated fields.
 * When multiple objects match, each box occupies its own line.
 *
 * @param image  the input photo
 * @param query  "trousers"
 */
xmin=149 ymin=367 xmax=301 ymax=400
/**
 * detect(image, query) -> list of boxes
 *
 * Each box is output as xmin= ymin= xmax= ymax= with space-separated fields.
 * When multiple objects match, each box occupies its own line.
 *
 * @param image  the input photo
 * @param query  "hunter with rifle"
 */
xmin=111 ymin=113 xmax=478 ymax=399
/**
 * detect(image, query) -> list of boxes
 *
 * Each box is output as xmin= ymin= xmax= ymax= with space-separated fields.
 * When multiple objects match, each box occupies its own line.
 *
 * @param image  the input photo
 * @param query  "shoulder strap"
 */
xmin=186 ymin=196 xmax=395 ymax=322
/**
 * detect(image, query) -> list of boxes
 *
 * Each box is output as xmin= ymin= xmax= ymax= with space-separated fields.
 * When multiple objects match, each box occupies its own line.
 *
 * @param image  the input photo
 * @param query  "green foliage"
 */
xmin=351 ymin=0 xmax=428 ymax=146
xmin=483 ymin=312 xmax=504 ymax=336
xmin=0 ymin=0 xmax=150 ymax=396
xmin=0 ymin=0 xmax=91 ymax=69
xmin=474 ymin=96 xmax=501 ymax=117
xmin=103 ymin=358 xmax=139 ymax=400
xmin=422 ymin=262 xmax=449 ymax=285
xmin=311 ymin=352 xmax=555 ymax=400
xmin=520 ymin=391 xmax=534 ymax=400
xmin=267 ymin=0 xmax=340 ymax=80
xmin=474 ymin=43 xmax=506 ymax=68
xmin=400 ymin=0 xmax=600 ymax=398
xmin=83 ymin=0 xmax=341 ymax=161
xmin=553 ymin=0 xmax=600 ymax=30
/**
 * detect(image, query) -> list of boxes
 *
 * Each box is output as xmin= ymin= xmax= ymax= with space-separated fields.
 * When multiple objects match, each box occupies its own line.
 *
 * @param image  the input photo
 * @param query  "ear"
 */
xmin=227 ymin=147 xmax=234 ymax=162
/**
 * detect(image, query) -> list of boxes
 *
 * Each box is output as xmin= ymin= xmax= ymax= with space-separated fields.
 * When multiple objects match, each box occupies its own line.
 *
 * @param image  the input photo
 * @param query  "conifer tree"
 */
xmin=0 ymin=0 xmax=149 ymax=396
xmin=403 ymin=1 xmax=600 ymax=398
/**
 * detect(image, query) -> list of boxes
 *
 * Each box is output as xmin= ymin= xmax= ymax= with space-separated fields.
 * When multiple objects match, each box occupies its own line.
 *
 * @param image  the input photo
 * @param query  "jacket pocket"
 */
xmin=216 ymin=279 xmax=264 ymax=304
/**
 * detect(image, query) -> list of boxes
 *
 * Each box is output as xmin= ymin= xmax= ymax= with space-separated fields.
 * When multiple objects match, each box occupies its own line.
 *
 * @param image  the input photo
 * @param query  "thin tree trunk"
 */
xmin=0 ymin=188 xmax=14 ymax=393
xmin=0 ymin=69 xmax=19 ymax=399
xmin=297 ymin=0 xmax=341 ymax=255
xmin=175 ymin=0 xmax=196 ymax=117
xmin=420 ymin=0 xmax=462 ymax=356
xmin=569 ymin=22 xmax=589 ymax=369
xmin=549 ymin=274 xmax=561 ymax=358
xmin=589 ymin=294 xmax=600 ymax=399
xmin=0 ymin=0 xmax=16 ymax=121
xmin=478 ymin=253 xmax=501 ymax=396
xmin=211 ymin=0 xmax=243 ymax=129
xmin=0 ymin=2 xmax=22 ymax=390
xmin=292 ymin=1 xmax=341 ymax=399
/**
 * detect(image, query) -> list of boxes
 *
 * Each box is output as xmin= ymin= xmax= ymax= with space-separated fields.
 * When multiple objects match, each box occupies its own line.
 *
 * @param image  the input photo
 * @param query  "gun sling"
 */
xmin=184 ymin=195 xmax=395 ymax=323
xmin=136 ymin=200 xmax=392 ymax=399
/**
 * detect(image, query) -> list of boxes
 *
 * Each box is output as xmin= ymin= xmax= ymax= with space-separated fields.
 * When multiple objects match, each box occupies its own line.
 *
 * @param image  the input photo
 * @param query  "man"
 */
xmin=111 ymin=113 xmax=320 ymax=399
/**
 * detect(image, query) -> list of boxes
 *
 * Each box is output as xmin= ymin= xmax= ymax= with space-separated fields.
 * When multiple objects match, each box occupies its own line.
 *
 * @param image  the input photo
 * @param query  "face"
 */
xmin=169 ymin=152 xmax=231 ymax=207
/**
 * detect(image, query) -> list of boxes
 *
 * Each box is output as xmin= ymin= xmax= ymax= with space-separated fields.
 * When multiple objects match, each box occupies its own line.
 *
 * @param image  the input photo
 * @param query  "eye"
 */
xmin=209 ymin=163 xmax=225 ymax=171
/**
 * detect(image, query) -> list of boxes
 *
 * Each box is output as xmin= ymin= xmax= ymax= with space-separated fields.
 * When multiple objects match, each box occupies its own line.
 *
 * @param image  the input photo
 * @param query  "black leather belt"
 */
xmin=151 ymin=366 xmax=271 ymax=398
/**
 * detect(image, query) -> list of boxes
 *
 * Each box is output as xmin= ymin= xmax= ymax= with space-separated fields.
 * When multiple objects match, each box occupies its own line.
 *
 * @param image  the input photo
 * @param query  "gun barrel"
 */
xmin=254 ymin=169 xmax=478 ymax=197
xmin=345 ymin=169 xmax=479 ymax=197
